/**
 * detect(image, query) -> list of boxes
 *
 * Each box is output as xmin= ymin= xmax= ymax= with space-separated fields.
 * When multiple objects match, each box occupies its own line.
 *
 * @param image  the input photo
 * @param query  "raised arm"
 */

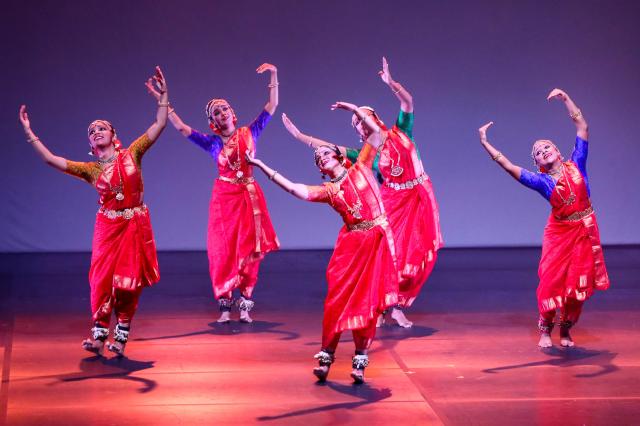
xmin=245 ymin=150 xmax=310 ymax=200
xmin=331 ymin=101 xmax=382 ymax=149
xmin=144 ymin=66 xmax=169 ymax=142
xmin=19 ymin=105 xmax=67 ymax=171
xmin=257 ymin=63 xmax=278 ymax=115
xmin=478 ymin=122 xmax=522 ymax=180
xmin=281 ymin=113 xmax=347 ymax=156
xmin=145 ymin=70 xmax=192 ymax=137
xmin=547 ymin=88 xmax=588 ymax=140
xmin=379 ymin=57 xmax=413 ymax=113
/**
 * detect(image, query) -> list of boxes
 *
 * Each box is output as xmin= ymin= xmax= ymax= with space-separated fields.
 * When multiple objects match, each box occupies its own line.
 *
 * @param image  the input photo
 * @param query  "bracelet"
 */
xmin=268 ymin=82 xmax=279 ymax=88
xmin=269 ymin=170 xmax=279 ymax=180
xmin=570 ymin=109 xmax=582 ymax=120
xmin=492 ymin=152 xmax=503 ymax=161
xmin=27 ymin=136 xmax=40 ymax=144
xmin=392 ymin=85 xmax=402 ymax=95
xmin=158 ymin=102 xmax=170 ymax=107
xmin=168 ymin=107 xmax=176 ymax=115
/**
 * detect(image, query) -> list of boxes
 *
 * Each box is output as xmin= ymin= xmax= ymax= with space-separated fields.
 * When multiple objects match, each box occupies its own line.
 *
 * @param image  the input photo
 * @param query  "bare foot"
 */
xmin=390 ymin=308 xmax=413 ymax=328
xmin=217 ymin=311 xmax=231 ymax=323
xmin=350 ymin=369 xmax=365 ymax=384
xmin=106 ymin=340 xmax=125 ymax=357
xmin=239 ymin=310 xmax=253 ymax=323
xmin=81 ymin=338 xmax=104 ymax=355
xmin=538 ymin=333 xmax=553 ymax=348
xmin=560 ymin=329 xmax=575 ymax=347
xmin=313 ymin=365 xmax=330 ymax=382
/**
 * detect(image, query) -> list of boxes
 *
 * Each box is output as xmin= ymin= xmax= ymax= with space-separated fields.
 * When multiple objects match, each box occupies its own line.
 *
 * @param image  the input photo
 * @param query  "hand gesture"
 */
xmin=331 ymin=101 xmax=358 ymax=112
xmin=19 ymin=105 xmax=31 ymax=130
xmin=378 ymin=56 xmax=393 ymax=84
xmin=145 ymin=66 xmax=167 ymax=100
xmin=245 ymin=149 xmax=259 ymax=165
xmin=256 ymin=63 xmax=277 ymax=75
xmin=282 ymin=113 xmax=301 ymax=138
xmin=478 ymin=121 xmax=494 ymax=141
xmin=546 ymin=88 xmax=567 ymax=102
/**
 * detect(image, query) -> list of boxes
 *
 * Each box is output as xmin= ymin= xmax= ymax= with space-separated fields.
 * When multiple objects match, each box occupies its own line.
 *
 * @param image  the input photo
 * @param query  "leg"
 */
xmin=538 ymin=310 xmax=555 ymax=348
xmin=107 ymin=287 xmax=142 ymax=356
xmin=559 ymin=298 xmax=584 ymax=347
xmin=217 ymin=293 xmax=233 ymax=323
xmin=237 ymin=260 xmax=261 ymax=323
xmin=313 ymin=330 xmax=341 ymax=382
xmin=350 ymin=322 xmax=376 ymax=384
xmin=83 ymin=279 xmax=114 ymax=355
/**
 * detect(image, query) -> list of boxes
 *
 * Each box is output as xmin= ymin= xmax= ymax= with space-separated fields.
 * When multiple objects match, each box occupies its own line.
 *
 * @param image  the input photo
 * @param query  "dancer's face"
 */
xmin=210 ymin=102 xmax=235 ymax=131
xmin=351 ymin=111 xmax=372 ymax=141
xmin=88 ymin=121 xmax=115 ymax=150
xmin=532 ymin=140 xmax=561 ymax=169
xmin=314 ymin=146 xmax=341 ymax=175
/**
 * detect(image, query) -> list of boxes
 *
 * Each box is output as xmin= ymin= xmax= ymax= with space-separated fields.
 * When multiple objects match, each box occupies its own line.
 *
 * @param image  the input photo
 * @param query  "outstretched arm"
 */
xmin=145 ymin=66 xmax=169 ymax=142
xmin=145 ymin=70 xmax=192 ymax=137
xmin=281 ymin=113 xmax=347 ymax=156
xmin=246 ymin=150 xmax=309 ymax=200
xmin=547 ymin=88 xmax=588 ymax=140
xmin=478 ymin=122 xmax=522 ymax=180
xmin=379 ymin=57 xmax=413 ymax=113
xmin=19 ymin=105 xmax=67 ymax=171
xmin=257 ymin=63 xmax=278 ymax=115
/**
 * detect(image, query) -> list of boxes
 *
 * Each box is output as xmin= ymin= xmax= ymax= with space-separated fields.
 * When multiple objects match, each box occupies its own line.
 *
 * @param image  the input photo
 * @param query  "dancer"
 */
xmin=19 ymin=66 xmax=169 ymax=356
xmin=282 ymin=57 xmax=442 ymax=328
xmin=146 ymin=64 xmax=280 ymax=323
xmin=248 ymin=102 xmax=398 ymax=383
xmin=478 ymin=88 xmax=609 ymax=348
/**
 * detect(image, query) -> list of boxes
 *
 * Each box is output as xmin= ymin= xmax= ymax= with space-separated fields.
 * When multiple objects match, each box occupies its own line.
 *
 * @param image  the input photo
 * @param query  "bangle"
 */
xmin=392 ymin=85 xmax=402 ymax=95
xmin=158 ymin=102 xmax=170 ymax=107
xmin=570 ymin=109 xmax=582 ymax=120
xmin=269 ymin=170 xmax=279 ymax=180
xmin=168 ymin=108 xmax=176 ymax=115
xmin=27 ymin=136 xmax=40 ymax=144
xmin=492 ymin=152 xmax=503 ymax=161
xmin=268 ymin=82 xmax=279 ymax=88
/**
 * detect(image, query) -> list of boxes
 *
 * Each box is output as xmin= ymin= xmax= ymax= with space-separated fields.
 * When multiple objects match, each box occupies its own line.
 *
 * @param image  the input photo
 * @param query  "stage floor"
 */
xmin=1 ymin=247 xmax=639 ymax=425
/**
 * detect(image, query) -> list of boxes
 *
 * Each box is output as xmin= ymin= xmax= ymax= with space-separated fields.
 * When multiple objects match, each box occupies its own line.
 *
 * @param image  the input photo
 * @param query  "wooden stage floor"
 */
xmin=1 ymin=247 xmax=639 ymax=425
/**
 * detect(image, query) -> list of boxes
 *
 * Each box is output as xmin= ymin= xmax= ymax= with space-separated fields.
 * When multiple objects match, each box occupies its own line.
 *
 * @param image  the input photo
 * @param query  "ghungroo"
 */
xmin=218 ymin=297 xmax=234 ymax=312
xmin=538 ymin=317 xmax=554 ymax=334
xmin=113 ymin=323 xmax=130 ymax=344
xmin=559 ymin=319 xmax=574 ymax=330
xmin=314 ymin=350 xmax=335 ymax=367
xmin=352 ymin=354 xmax=369 ymax=370
xmin=91 ymin=326 xmax=109 ymax=342
xmin=237 ymin=296 xmax=255 ymax=312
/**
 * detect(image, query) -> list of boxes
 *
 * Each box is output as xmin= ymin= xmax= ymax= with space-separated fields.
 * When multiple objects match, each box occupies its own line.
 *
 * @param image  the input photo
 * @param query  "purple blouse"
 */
xmin=187 ymin=110 xmax=272 ymax=159
xmin=519 ymin=136 xmax=590 ymax=201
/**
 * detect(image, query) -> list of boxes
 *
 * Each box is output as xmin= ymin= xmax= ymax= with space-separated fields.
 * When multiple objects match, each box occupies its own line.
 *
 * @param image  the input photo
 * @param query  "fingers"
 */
xmin=382 ymin=56 xmax=388 ymax=69
xmin=256 ymin=63 xmax=276 ymax=73
xmin=478 ymin=121 xmax=494 ymax=134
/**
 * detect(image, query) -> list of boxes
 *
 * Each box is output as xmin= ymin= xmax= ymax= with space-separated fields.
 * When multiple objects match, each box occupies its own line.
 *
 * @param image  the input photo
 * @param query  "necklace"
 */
xmin=101 ymin=151 xmax=124 ymax=201
xmin=385 ymin=134 xmax=404 ymax=177
xmin=330 ymin=168 xmax=348 ymax=184
xmin=221 ymin=131 xmax=244 ymax=178
xmin=337 ymin=174 xmax=363 ymax=219
xmin=554 ymin=164 xmax=576 ymax=205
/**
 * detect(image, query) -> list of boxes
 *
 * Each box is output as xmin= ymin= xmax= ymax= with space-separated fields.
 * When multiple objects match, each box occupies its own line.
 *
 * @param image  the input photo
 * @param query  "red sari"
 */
xmin=537 ymin=161 xmax=610 ymax=313
xmin=378 ymin=124 xmax=443 ymax=307
xmin=66 ymin=134 xmax=159 ymax=325
xmin=308 ymin=144 xmax=399 ymax=344
xmin=207 ymin=127 xmax=279 ymax=299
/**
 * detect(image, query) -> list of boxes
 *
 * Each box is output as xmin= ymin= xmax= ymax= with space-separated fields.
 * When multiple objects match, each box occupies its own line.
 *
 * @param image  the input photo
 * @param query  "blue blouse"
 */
xmin=187 ymin=110 xmax=272 ymax=159
xmin=519 ymin=136 xmax=590 ymax=201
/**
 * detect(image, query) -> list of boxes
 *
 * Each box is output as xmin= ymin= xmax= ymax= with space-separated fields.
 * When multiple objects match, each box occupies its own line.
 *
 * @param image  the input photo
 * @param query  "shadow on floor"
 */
xmin=135 ymin=320 xmax=300 ymax=342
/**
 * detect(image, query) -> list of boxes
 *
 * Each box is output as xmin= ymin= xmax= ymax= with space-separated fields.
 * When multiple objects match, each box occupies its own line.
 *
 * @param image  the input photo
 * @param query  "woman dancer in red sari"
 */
xmin=248 ymin=102 xmax=398 ymax=383
xmin=146 ymin=64 xmax=279 ymax=323
xmin=282 ymin=57 xmax=442 ymax=328
xmin=19 ymin=67 xmax=169 ymax=356
xmin=478 ymin=89 xmax=609 ymax=348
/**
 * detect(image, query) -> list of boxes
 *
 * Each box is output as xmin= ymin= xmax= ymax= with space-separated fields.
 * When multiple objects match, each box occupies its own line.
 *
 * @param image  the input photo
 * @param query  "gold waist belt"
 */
xmin=347 ymin=214 xmax=388 ymax=232
xmin=385 ymin=173 xmax=427 ymax=191
xmin=98 ymin=204 xmax=147 ymax=220
xmin=555 ymin=206 xmax=594 ymax=222
xmin=218 ymin=176 xmax=255 ymax=185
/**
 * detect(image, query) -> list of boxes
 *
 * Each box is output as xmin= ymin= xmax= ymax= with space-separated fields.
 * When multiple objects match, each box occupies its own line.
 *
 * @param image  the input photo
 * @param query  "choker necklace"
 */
xmin=97 ymin=152 xmax=117 ymax=164
xmin=330 ymin=169 xmax=348 ymax=183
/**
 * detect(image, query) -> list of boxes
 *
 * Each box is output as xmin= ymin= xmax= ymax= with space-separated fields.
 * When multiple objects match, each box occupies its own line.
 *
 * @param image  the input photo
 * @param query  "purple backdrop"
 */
xmin=2 ymin=0 xmax=639 ymax=251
